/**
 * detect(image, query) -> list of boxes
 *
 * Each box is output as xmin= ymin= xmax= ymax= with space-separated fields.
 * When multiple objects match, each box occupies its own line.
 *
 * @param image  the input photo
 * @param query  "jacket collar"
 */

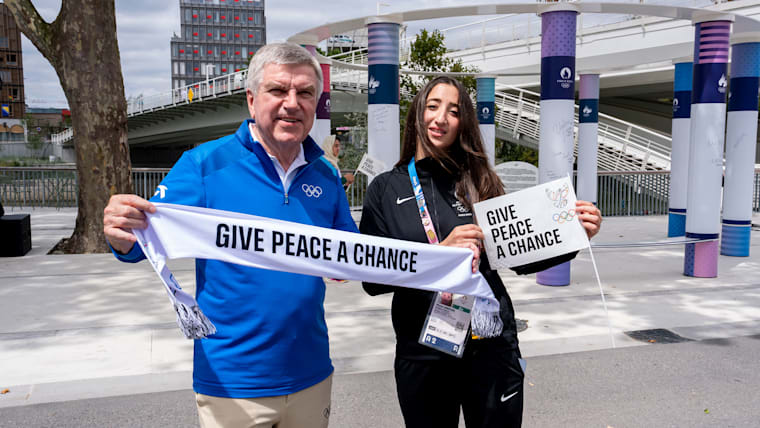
xmin=411 ymin=156 xmax=461 ymax=183
xmin=235 ymin=119 xmax=325 ymax=184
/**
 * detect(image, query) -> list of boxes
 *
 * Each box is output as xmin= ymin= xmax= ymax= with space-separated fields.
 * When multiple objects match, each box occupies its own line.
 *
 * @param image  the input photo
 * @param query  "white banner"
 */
xmin=473 ymin=176 xmax=589 ymax=270
xmin=138 ymin=203 xmax=497 ymax=306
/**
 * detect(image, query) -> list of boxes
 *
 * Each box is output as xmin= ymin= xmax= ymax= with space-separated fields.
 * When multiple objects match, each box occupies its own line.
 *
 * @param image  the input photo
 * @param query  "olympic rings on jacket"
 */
xmin=302 ymin=184 xmax=323 ymax=198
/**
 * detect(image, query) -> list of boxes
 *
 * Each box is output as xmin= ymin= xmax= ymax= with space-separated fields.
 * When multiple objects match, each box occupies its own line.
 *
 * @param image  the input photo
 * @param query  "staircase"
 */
xmin=494 ymin=85 xmax=672 ymax=171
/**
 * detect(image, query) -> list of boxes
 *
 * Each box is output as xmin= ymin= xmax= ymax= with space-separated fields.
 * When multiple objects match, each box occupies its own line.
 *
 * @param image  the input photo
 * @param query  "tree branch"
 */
xmin=4 ymin=0 xmax=56 ymax=62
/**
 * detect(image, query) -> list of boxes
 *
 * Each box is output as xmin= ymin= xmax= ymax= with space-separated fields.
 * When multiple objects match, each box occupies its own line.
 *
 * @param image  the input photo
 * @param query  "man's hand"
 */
xmin=575 ymin=200 xmax=602 ymax=239
xmin=440 ymin=224 xmax=485 ymax=273
xmin=103 ymin=194 xmax=156 ymax=254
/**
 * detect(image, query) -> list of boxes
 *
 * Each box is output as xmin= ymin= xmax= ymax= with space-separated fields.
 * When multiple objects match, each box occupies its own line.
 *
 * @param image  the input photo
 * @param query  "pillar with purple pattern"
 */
xmin=684 ymin=15 xmax=734 ymax=277
xmin=536 ymin=4 xmax=578 ymax=287
xmin=303 ymin=44 xmax=330 ymax=147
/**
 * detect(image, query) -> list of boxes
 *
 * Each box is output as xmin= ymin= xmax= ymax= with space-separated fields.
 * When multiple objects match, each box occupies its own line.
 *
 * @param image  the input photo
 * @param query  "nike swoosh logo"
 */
xmin=500 ymin=391 xmax=518 ymax=402
xmin=396 ymin=196 xmax=415 ymax=205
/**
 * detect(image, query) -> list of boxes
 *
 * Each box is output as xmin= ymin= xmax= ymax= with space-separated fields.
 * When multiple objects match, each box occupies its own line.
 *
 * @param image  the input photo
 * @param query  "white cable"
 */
xmin=587 ymin=243 xmax=616 ymax=348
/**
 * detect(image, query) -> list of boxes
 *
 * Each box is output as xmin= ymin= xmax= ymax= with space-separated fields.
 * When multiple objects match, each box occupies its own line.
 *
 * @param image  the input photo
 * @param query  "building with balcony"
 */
xmin=170 ymin=0 xmax=266 ymax=89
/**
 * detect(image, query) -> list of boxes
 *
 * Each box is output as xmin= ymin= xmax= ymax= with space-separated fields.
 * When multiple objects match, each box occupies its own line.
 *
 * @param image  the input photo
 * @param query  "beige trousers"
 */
xmin=196 ymin=374 xmax=332 ymax=428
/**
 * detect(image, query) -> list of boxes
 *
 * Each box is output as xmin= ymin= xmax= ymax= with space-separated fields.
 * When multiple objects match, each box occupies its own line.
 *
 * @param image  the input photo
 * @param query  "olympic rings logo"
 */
xmin=302 ymin=184 xmax=323 ymax=198
xmin=553 ymin=209 xmax=576 ymax=224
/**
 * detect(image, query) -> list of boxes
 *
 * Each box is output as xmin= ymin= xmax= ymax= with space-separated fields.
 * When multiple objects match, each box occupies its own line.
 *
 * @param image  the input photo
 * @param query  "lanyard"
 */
xmin=408 ymin=158 xmax=439 ymax=245
xmin=409 ymin=158 xmax=476 ymax=357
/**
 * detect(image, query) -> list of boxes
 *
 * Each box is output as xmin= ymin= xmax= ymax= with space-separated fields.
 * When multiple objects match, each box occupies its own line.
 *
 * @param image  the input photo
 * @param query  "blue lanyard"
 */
xmin=408 ymin=159 xmax=440 ymax=244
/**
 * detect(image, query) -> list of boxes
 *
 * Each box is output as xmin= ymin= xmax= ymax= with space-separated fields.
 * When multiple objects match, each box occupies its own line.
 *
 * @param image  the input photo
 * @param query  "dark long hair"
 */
xmin=397 ymin=76 xmax=504 ymax=209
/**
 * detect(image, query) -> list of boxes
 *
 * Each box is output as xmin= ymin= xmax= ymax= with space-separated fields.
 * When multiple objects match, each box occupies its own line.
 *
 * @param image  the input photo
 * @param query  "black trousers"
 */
xmin=394 ymin=339 xmax=524 ymax=428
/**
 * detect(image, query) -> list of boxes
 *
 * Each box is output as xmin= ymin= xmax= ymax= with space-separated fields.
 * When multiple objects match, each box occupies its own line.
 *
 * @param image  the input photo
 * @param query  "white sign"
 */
xmin=473 ymin=176 xmax=589 ymax=270
xmin=356 ymin=153 xmax=387 ymax=180
xmin=494 ymin=161 xmax=538 ymax=194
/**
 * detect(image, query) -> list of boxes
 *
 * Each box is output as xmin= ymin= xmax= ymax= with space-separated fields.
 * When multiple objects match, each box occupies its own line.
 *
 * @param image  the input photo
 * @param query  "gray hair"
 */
xmin=246 ymin=43 xmax=323 ymax=98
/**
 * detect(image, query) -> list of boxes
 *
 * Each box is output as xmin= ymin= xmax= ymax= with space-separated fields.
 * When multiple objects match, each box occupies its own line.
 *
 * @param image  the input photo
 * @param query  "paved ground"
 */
xmin=0 ymin=207 xmax=759 ymax=427
xmin=2 ymin=336 xmax=759 ymax=427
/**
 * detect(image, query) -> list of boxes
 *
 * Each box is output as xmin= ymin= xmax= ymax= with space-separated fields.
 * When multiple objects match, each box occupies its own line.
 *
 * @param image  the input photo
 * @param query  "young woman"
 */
xmin=360 ymin=76 xmax=602 ymax=428
xmin=321 ymin=134 xmax=354 ymax=188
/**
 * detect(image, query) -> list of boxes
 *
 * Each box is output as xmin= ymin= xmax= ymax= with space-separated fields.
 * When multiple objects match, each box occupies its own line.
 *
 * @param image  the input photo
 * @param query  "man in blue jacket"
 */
xmin=103 ymin=43 xmax=357 ymax=428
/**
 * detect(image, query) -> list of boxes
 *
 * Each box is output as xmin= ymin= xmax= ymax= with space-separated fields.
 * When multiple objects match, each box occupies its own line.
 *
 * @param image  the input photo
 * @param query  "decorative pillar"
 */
xmin=367 ymin=19 xmax=401 ymax=177
xmin=303 ymin=44 xmax=330 ymax=146
xmin=668 ymin=60 xmax=693 ymax=237
xmin=721 ymin=33 xmax=760 ymax=256
xmin=477 ymin=75 xmax=497 ymax=166
xmin=684 ymin=14 xmax=734 ymax=277
xmin=536 ymin=4 xmax=578 ymax=287
xmin=576 ymin=73 xmax=599 ymax=204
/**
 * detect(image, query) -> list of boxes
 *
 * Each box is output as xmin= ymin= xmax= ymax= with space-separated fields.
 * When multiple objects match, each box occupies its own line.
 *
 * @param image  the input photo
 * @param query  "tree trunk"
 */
xmin=6 ymin=0 xmax=133 ymax=253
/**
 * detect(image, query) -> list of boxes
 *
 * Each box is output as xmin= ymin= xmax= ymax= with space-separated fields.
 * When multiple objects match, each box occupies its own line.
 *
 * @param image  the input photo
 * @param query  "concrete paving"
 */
xmin=0 ymin=207 xmax=759 ymax=419
xmin=3 ymin=336 xmax=760 ymax=428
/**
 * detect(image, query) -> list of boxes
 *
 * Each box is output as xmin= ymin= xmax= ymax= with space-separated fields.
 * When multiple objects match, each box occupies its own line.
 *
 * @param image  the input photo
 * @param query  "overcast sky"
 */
xmin=22 ymin=0 xmax=516 ymax=108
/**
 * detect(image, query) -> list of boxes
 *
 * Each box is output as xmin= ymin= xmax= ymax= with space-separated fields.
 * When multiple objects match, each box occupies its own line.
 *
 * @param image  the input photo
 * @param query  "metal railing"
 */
xmin=494 ymin=85 xmax=673 ymax=171
xmin=0 ymin=167 xmax=170 ymax=209
xmin=50 ymin=128 xmax=74 ymax=145
xmin=127 ymin=70 xmax=249 ymax=116
xmin=3 ymin=167 xmax=759 ymax=217
xmin=0 ymin=167 xmax=78 ymax=209
xmin=345 ymin=171 xmax=368 ymax=210
xmin=595 ymin=170 xmax=670 ymax=217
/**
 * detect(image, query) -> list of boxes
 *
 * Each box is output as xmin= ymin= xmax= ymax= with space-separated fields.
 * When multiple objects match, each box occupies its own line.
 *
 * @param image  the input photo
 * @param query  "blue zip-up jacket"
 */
xmin=114 ymin=120 xmax=358 ymax=398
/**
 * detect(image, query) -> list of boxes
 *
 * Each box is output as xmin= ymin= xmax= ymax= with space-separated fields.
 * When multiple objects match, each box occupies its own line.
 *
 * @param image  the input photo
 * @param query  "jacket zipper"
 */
xmin=283 ymin=159 xmax=316 ymax=205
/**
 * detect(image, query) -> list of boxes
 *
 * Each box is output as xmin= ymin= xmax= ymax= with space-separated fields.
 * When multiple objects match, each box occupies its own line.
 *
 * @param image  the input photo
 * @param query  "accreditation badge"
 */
xmin=418 ymin=292 xmax=474 ymax=358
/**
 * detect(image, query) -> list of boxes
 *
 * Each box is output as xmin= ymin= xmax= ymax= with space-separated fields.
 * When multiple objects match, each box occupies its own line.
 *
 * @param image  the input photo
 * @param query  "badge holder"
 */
xmin=418 ymin=292 xmax=474 ymax=358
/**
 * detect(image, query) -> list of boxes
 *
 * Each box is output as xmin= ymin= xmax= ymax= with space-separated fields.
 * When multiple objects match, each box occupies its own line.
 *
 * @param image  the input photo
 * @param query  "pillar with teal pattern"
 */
xmin=668 ymin=61 xmax=692 ymax=237
xmin=721 ymin=35 xmax=760 ymax=257
xmin=576 ymin=73 xmax=599 ymax=205
xmin=477 ymin=76 xmax=496 ymax=166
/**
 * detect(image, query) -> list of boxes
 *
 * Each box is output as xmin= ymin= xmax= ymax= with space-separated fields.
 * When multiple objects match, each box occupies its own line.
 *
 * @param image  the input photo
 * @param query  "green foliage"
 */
xmin=21 ymin=113 xmax=44 ymax=151
xmin=0 ymin=157 xmax=58 ymax=166
xmin=399 ymin=29 xmax=480 ymax=138
xmin=496 ymin=138 xmax=538 ymax=166
xmin=404 ymin=29 xmax=450 ymax=74
xmin=337 ymin=112 xmax=368 ymax=170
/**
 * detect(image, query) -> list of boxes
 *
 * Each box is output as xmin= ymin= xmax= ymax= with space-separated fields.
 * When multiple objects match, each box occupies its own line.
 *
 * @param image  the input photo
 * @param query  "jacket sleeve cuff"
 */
xmin=109 ymin=241 xmax=145 ymax=263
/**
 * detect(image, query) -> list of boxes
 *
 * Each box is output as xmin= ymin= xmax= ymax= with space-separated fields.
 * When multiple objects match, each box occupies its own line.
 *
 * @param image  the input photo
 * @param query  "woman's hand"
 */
xmin=575 ymin=200 xmax=602 ymax=239
xmin=440 ymin=224 xmax=485 ymax=273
